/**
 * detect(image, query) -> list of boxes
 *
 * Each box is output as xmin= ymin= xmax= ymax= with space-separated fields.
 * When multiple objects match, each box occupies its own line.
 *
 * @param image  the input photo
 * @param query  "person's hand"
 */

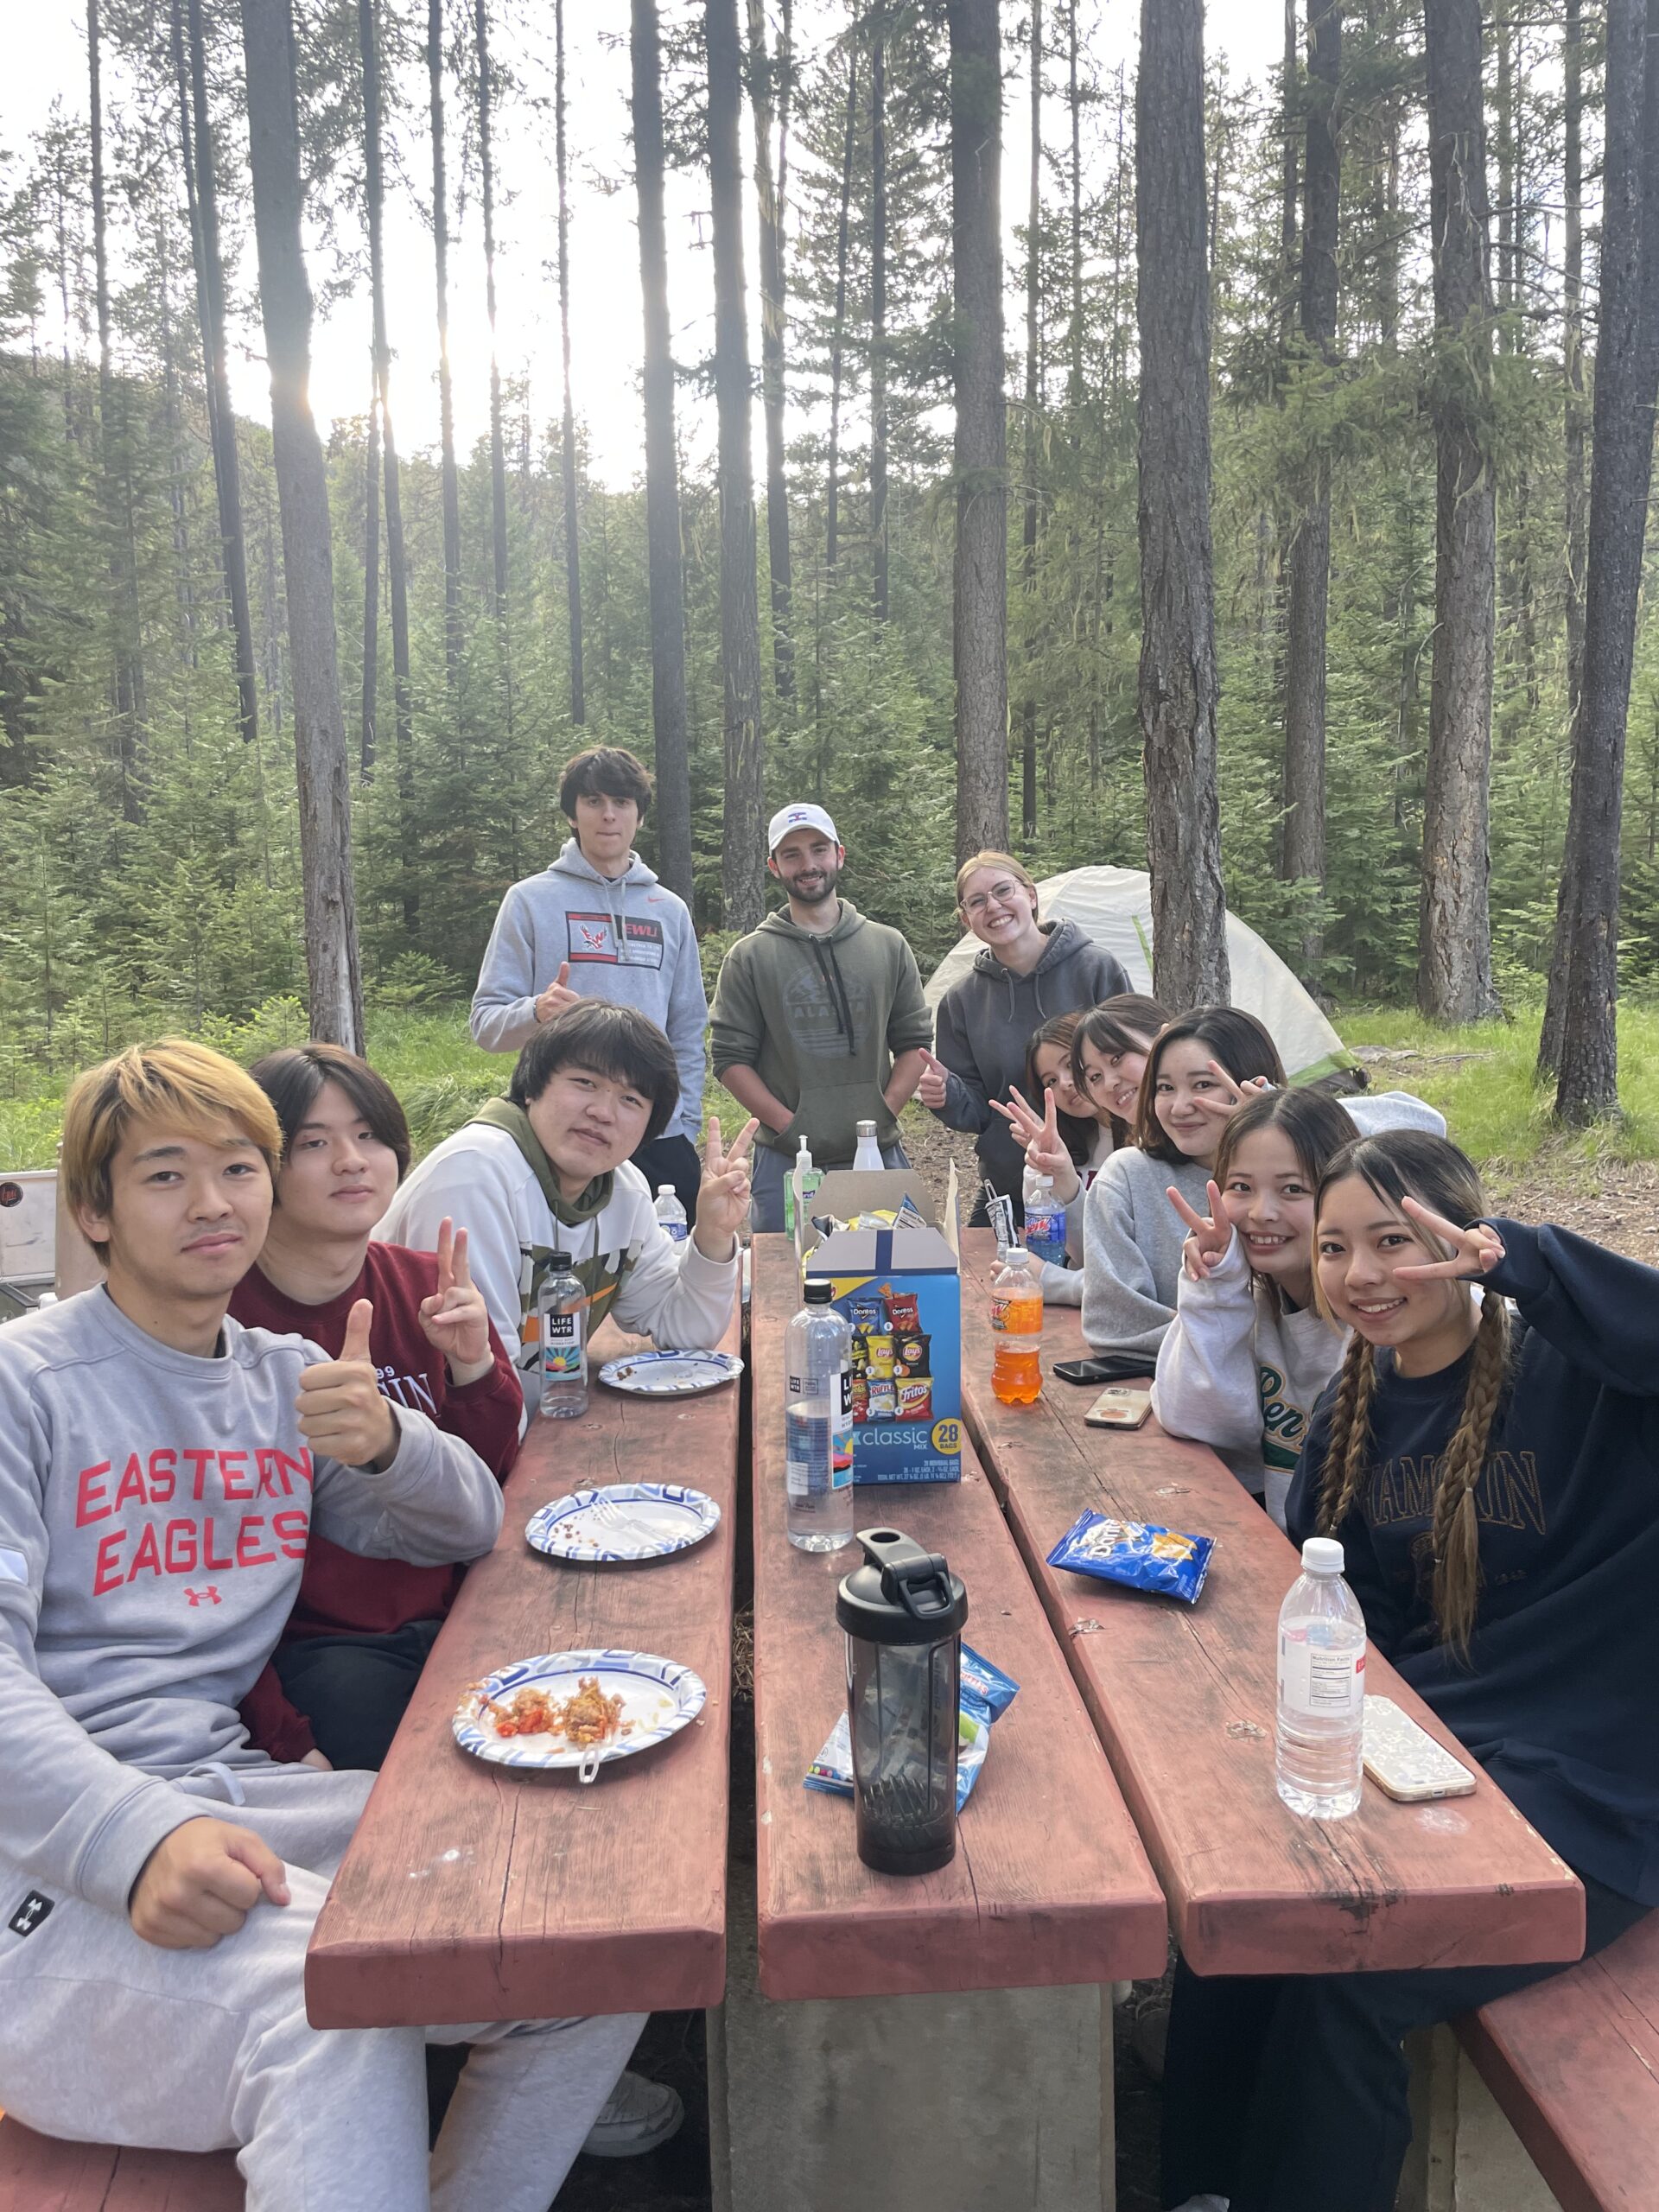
xmin=129 ymin=1817 xmax=290 ymax=1949
xmin=299 ymin=1748 xmax=334 ymax=1771
xmin=994 ymin=1085 xmax=1077 ymax=1195
xmin=418 ymin=1217 xmax=493 ymax=1385
xmin=917 ymin=1048 xmax=950 ymax=1111
xmin=297 ymin=1300 xmax=397 ymax=1468
xmin=534 ymin=961 xmax=580 ymax=1025
xmin=692 ymin=1116 xmax=759 ymax=1258
xmin=1392 ymin=1198 xmax=1506 ymax=1281
xmin=1187 ymin=1059 xmax=1275 ymax=1124
xmin=988 ymin=1084 xmax=1046 ymax=1148
xmin=1167 ymin=1178 xmax=1233 ymax=1281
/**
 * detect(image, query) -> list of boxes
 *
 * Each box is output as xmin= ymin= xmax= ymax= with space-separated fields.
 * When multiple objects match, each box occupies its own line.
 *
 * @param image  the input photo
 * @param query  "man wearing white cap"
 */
xmin=709 ymin=805 xmax=931 ymax=1231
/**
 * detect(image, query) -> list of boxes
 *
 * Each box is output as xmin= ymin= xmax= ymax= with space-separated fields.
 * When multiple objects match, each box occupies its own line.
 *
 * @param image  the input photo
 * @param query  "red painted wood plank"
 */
xmin=749 ymin=1235 xmax=1166 ymax=2004
xmin=957 ymin=1228 xmax=1585 ymax=1978
xmin=1458 ymin=1910 xmax=1659 ymax=2212
xmin=305 ymin=1302 xmax=740 ymax=2028
xmin=0 ymin=2120 xmax=241 ymax=2210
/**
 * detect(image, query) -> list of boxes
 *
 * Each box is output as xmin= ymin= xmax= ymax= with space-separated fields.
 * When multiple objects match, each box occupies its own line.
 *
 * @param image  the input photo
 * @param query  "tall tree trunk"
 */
xmin=361 ymin=386 xmax=380 ymax=780
xmin=1020 ymin=0 xmax=1042 ymax=842
xmin=870 ymin=7 xmax=889 ymax=622
xmin=429 ymin=0 xmax=462 ymax=696
xmin=1280 ymin=0 xmax=1299 ymax=350
xmin=476 ymin=1 xmax=509 ymax=626
xmin=1562 ymin=0 xmax=1586 ymax=728
xmin=555 ymin=0 xmax=584 ymax=723
xmin=240 ymin=0 xmax=364 ymax=1052
xmin=1280 ymin=0 xmax=1341 ymax=984
xmin=1416 ymin=0 xmax=1498 ymax=1024
xmin=175 ymin=0 xmax=257 ymax=744
xmin=747 ymin=0 xmax=793 ymax=700
xmin=708 ymin=0 xmax=766 ymax=929
xmin=1546 ymin=0 xmax=1659 ymax=1122
xmin=948 ymin=0 xmax=1009 ymax=861
xmin=1135 ymin=0 xmax=1229 ymax=1007
xmin=1067 ymin=0 xmax=1083 ymax=412
xmin=631 ymin=0 xmax=693 ymax=905
xmin=824 ymin=47 xmax=858 ymax=575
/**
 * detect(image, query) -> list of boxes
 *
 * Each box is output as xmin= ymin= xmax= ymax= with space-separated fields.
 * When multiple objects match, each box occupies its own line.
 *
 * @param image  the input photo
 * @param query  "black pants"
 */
xmin=272 ymin=1618 xmax=444 ymax=1772
xmin=1160 ymin=1871 xmax=1649 ymax=2212
xmin=631 ymin=1131 xmax=702 ymax=1227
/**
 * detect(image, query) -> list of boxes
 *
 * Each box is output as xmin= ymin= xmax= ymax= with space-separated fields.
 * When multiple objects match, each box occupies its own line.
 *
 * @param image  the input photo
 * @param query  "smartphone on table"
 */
xmin=1084 ymin=1386 xmax=1153 ymax=1431
xmin=1362 ymin=1696 xmax=1477 ymax=1802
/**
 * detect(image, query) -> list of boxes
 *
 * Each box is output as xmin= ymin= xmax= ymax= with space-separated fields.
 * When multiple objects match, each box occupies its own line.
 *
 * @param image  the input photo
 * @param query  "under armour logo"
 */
xmin=8 ymin=1891 xmax=53 ymax=1937
xmin=184 ymin=1586 xmax=222 ymax=1606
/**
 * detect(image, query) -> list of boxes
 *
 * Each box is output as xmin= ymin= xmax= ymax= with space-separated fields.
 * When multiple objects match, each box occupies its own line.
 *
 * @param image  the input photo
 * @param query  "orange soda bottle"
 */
xmin=990 ymin=1244 xmax=1044 ymax=1406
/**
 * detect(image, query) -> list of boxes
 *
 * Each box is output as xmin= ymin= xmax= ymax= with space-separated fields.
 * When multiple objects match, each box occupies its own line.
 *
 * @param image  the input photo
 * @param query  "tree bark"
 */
xmin=708 ymin=0 xmax=766 ymax=929
xmin=359 ymin=0 xmax=412 ymax=809
xmin=631 ymin=0 xmax=693 ymax=906
xmin=870 ymin=6 xmax=889 ymax=622
xmin=1020 ymin=0 xmax=1042 ymax=842
xmin=555 ymin=0 xmax=585 ymax=723
xmin=1280 ymin=0 xmax=1341 ymax=982
xmin=1280 ymin=0 xmax=1299 ymax=350
xmin=949 ymin=0 xmax=1009 ymax=862
xmin=1548 ymin=0 xmax=1659 ymax=1123
xmin=1067 ymin=0 xmax=1084 ymax=414
xmin=1416 ymin=0 xmax=1498 ymax=1024
xmin=476 ymin=0 xmax=509 ymax=625
xmin=825 ymin=46 xmax=858 ymax=576
xmin=240 ymin=0 xmax=364 ymax=1052
xmin=1562 ymin=0 xmax=1587 ymax=728
xmin=361 ymin=385 xmax=380 ymax=780
xmin=429 ymin=0 xmax=462 ymax=696
xmin=1135 ymin=0 xmax=1229 ymax=1008
xmin=747 ymin=0 xmax=793 ymax=699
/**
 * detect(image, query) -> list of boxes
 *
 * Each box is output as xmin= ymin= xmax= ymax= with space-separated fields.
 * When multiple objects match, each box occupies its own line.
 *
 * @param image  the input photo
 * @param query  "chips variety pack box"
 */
xmin=803 ymin=1166 xmax=962 ymax=1484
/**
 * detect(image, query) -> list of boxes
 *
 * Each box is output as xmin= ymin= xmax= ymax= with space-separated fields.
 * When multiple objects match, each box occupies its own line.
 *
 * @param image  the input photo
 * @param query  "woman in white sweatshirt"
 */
xmin=1151 ymin=1088 xmax=1355 ymax=1528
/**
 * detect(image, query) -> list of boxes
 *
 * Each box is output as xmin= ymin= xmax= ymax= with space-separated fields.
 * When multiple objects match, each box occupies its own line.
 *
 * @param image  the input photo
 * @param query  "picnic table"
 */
xmin=305 ymin=1297 xmax=741 ymax=2030
xmin=957 ymin=1227 xmax=1586 ymax=1980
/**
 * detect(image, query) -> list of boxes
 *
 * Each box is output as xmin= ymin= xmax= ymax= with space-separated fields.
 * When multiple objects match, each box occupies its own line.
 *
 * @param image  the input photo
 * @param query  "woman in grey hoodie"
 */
xmin=918 ymin=850 xmax=1129 ymax=1224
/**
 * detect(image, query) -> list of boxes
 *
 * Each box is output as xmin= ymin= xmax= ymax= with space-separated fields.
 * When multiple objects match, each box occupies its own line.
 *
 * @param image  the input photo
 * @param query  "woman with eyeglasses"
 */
xmin=918 ymin=850 xmax=1130 ymax=1226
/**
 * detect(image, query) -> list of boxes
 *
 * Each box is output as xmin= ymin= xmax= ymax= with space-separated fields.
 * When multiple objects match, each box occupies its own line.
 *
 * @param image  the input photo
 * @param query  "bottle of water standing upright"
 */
xmin=852 ymin=1119 xmax=884 ymax=1174
xmin=1022 ymin=1168 xmax=1068 ymax=1266
xmin=785 ymin=1281 xmax=855 ymax=1551
xmin=654 ymin=1184 xmax=689 ymax=1242
xmin=1276 ymin=1536 xmax=1366 ymax=1818
xmin=535 ymin=1250 xmax=588 ymax=1421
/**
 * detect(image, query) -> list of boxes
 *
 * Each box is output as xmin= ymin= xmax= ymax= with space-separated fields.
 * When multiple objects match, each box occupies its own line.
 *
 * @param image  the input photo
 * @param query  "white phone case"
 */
xmin=1362 ymin=1696 xmax=1477 ymax=1802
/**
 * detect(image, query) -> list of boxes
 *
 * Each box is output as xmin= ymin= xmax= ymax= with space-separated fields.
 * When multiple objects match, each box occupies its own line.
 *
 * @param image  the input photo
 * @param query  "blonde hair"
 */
xmin=1313 ymin=1131 xmax=1510 ymax=1657
xmin=955 ymin=849 xmax=1039 ymax=916
xmin=61 ymin=1039 xmax=282 ymax=1253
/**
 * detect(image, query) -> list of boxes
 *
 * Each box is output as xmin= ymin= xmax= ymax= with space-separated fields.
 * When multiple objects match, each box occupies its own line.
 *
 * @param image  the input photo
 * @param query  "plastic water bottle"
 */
xmin=784 ymin=1135 xmax=822 ymax=1237
xmin=990 ymin=1244 xmax=1043 ymax=1406
xmin=535 ymin=1250 xmax=588 ymax=1421
xmin=1022 ymin=1167 xmax=1068 ymax=1266
xmin=785 ymin=1281 xmax=855 ymax=1552
xmin=852 ymin=1118 xmax=885 ymax=1174
xmin=1276 ymin=1536 xmax=1367 ymax=1818
xmin=654 ymin=1184 xmax=689 ymax=1242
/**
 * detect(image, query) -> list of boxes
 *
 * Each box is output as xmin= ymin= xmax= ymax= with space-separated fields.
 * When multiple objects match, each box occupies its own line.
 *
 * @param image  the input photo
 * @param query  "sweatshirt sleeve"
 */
xmin=664 ymin=914 xmax=710 ymax=1133
xmin=887 ymin=943 xmax=934 ymax=1056
xmin=612 ymin=1215 xmax=740 ymax=1351
xmin=442 ymin=1315 xmax=524 ymax=1480
xmin=1081 ymin=1162 xmax=1178 ymax=1361
xmin=1484 ymin=1217 xmax=1659 ymax=1397
xmin=930 ymin=987 xmax=994 ymax=1135
xmin=1039 ymin=1260 xmax=1084 ymax=1306
xmin=308 ymin=1400 xmax=505 ymax=1566
xmin=1152 ymin=1232 xmax=1268 ymax=1454
xmin=709 ymin=943 xmax=766 ymax=1080
xmin=469 ymin=885 xmax=543 ymax=1054
xmin=0 ymin=1366 xmax=215 ymax=1913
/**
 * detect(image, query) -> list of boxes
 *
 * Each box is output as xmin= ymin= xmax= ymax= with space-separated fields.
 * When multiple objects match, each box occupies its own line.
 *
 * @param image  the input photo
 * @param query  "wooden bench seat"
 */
xmin=0 ymin=2118 xmax=241 ymax=2209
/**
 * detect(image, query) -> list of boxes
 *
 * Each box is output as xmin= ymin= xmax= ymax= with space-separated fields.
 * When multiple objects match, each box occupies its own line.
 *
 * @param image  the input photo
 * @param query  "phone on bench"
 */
xmin=1052 ymin=1353 xmax=1153 ymax=1387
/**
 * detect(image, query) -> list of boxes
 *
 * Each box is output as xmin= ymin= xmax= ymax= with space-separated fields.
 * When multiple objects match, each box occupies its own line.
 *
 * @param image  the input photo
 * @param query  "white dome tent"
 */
xmin=923 ymin=864 xmax=1357 ymax=1085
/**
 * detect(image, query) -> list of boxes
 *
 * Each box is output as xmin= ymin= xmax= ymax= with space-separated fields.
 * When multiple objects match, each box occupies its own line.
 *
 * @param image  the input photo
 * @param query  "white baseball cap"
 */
xmin=767 ymin=803 xmax=841 ymax=854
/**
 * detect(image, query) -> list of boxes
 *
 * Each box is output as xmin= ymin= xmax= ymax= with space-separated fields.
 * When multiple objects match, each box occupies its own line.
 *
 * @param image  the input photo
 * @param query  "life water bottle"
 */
xmin=852 ymin=1119 xmax=884 ymax=1174
xmin=989 ymin=1244 xmax=1043 ymax=1406
xmin=535 ymin=1250 xmax=588 ymax=1421
xmin=1276 ymin=1536 xmax=1366 ymax=1818
xmin=785 ymin=1281 xmax=855 ymax=1552
xmin=1022 ymin=1167 xmax=1067 ymax=1266
xmin=654 ymin=1184 xmax=689 ymax=1242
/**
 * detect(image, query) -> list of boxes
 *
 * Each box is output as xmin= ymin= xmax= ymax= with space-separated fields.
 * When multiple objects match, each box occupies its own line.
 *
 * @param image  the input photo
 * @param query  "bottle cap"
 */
xmin=836 ymin=1528 xmax=969 ymax=1646
xmin=1300 ymin=1536 xmax=1344 ymax=1575
xmin=657 ymin=1184 xmax=675 ymax=1197
xmin=804 ymin=1281 xmax=833 ymax=1305
xmin=550 ymin=1250 xmax=574 ymax=1268
xmin=855 ymin=1118 xmax=876 ymax=1135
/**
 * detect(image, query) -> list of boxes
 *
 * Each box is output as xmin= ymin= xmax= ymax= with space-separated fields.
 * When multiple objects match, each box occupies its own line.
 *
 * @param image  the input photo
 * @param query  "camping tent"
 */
xmin=921 ymin=864 xmax=1357 ymax=1084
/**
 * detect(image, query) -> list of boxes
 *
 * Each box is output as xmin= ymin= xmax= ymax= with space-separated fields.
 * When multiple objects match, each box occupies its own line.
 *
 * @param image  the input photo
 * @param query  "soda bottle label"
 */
xmin=990 ymin=1289 xmax=1039 ymax=1332
xmin=1277 ymin=1625 xmax=1365 ymax=1719
xmin=542 ymin=1305 xmax=584 ymax=1380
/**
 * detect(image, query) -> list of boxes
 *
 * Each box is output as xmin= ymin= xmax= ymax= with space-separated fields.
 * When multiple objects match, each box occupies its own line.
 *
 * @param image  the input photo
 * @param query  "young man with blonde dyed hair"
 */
xmin=0 ymin=1039 xmax=647 ymax=2209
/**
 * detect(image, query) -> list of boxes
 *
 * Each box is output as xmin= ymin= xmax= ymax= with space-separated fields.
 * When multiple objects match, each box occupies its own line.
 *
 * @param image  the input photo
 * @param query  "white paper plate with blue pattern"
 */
xmin=525 ymin=1483 xmax=720 ymax=1564
xmin=453 ymin=1648 xmax=707 ymax=1779
xmin=596 ymin=1349 xmax=744 ymax=1395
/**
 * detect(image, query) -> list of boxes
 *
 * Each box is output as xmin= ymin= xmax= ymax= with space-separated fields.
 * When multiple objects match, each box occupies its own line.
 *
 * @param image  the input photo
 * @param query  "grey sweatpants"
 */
xmin=0 ymin=1761 xmax=644 ymax=2212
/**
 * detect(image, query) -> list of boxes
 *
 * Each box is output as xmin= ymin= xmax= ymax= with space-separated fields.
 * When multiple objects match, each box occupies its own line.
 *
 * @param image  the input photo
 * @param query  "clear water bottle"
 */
xmin=1022 ymin=1167 xmax=1067 ymax=1266
xmin=535 ymin=1249 xmax=588 ymax=1421
xmin=990 ymin=1244 xmax=1043 ymax=1406
xmin=1276 ymin=1535 xmax=1367 ymax=1818
xmin=852 ymin=1118 xmax=884 ymax=1174
xmin=654 ymin=1184 xmax=689 ymax=1242
xmin=785 ymin=1281 xmax=855 ymax=1552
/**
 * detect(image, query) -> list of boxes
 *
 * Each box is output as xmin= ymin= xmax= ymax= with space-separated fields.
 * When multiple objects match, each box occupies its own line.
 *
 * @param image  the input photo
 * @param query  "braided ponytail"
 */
xmin=1317 ymin=1332 xmax=1377 ymax=1536
xmin=1430 ymin=1290 xmax=1512 ymax=1656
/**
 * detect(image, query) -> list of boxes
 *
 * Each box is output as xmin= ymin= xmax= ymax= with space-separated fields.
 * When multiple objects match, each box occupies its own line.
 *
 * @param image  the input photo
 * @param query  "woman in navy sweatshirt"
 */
xmin=1160 ymin=1128 xmax=1658 ymax=2212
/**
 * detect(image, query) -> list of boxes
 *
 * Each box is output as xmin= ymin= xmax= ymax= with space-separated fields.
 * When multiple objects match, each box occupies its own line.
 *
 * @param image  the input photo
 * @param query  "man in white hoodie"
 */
xmin=471 ymin=745 xmax=709 ymax=1221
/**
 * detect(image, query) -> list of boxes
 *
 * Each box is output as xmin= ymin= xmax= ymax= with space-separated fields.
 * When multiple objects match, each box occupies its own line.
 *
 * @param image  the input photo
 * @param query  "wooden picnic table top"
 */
xmin=305 ymin=1297 xmax=741 ymax=2029
xmin=957 ymin=1227 xmax=1586 ymax=1979
xmin=747 ymin=1233 xmax=1167 ymax=2005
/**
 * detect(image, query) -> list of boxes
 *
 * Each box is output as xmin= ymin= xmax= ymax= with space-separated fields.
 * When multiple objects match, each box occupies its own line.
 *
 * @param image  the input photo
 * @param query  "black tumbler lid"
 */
xmin=836 ymin=1528 xmax=968 ymax=1645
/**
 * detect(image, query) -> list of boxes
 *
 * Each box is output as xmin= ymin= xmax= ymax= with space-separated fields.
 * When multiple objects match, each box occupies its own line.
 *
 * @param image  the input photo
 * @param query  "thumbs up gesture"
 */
xmin=297 ymin=1298 xmax=398 ymax=1470
xmin=419 ymin=1217 xmax=494 ymax=1386
xmin=535 ymin=960 xmax=581 ymax=1026
xmin=917 ymin=1047 xmax=950 ymax=1112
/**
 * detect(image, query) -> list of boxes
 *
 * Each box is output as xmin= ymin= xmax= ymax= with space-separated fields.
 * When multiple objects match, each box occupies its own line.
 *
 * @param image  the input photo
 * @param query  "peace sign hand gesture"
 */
xmin=694 ymin=1115 xmax=760 ymax=1259
xmin=1188 ymin=1060 xmax=1275 ymax=1123
xmin=1167 ymin=1179 xmax=1234 ymax=1281
xmin=419 ymin=1216 xmax=495 ymax=1385
xmin=993 ymin=1084 xmax=1080 ymax=1202
xmin=1392 ymin=1198 xmax=1506 ymax=1281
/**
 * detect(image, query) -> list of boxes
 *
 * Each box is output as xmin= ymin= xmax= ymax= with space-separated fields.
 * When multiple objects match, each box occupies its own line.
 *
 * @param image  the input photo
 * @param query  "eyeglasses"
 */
xmin=962 ymin=880 xmax=1025 ymax=918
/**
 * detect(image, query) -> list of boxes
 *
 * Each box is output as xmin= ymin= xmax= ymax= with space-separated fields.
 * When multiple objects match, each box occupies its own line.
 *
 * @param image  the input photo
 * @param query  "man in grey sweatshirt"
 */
xmin=0 ymin=1042 xmax=646 ymax=2209
xmin=471 ymin=744 xmax=709 ymax=1220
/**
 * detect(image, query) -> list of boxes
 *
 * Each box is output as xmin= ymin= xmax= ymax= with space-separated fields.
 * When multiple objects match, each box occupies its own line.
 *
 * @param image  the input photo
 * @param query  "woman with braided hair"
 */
xmin=1160 ymin=1129 xmax=1659 ymax=2212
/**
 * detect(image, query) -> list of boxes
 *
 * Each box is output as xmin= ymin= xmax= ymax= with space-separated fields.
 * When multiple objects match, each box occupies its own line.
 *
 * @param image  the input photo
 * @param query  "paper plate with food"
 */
xmin=526 ymin=1482 xmax=720 ymax=1564
xmin=454 ymin=1649 xmax=706 ymax=1779
xmin=596 ymin=1349 xmax=744 ymax=1396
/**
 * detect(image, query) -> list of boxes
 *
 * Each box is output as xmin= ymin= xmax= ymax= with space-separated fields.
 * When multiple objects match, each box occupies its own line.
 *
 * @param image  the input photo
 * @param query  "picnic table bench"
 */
xmin=0 ymin=2122 xmax=240 ymax=2209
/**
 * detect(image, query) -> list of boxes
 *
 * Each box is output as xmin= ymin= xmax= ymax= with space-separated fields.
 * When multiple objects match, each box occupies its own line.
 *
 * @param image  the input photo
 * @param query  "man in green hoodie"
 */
xmin=710 ymin=804 xmax=932 ymax=1231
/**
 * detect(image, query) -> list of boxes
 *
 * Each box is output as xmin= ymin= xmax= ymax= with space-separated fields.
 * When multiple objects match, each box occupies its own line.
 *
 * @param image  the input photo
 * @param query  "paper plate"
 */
xmin=453 ymin=1649 xmax=707 ymax=1779
xmin=526 ymin=1482 xmax=721 ymax=1564
xmin=597 ymin=1349 xmax=744 ymax=1396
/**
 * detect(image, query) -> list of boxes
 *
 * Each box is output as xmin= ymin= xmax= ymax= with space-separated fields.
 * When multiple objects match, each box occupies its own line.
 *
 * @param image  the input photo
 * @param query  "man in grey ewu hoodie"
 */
xmin=471 ymin=745 xmax=708 ymax=1218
